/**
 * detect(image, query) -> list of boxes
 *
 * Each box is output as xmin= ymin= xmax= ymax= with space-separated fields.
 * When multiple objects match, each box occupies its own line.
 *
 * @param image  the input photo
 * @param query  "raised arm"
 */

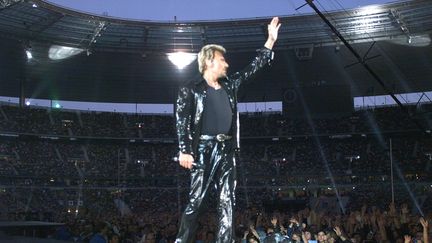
xmin=420 ymin=217 xmax=429 ymax=243
xmin=231 ymin=17 xmax=281 ymax=89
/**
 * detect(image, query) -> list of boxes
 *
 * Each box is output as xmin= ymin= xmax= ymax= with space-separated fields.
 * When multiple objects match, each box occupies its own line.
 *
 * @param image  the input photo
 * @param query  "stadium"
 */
xmin=0 ymin=0 xmax=431 ymax=242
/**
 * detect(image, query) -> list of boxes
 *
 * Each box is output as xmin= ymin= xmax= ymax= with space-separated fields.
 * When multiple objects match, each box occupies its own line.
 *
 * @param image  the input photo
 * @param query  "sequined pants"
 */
xmin=175 ymin=138 xmax=236 ymax=243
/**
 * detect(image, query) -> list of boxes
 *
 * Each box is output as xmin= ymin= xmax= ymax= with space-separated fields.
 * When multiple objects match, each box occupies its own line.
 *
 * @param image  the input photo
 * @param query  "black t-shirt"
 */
xmin=201 ymin=85 xmax=233 ymax=135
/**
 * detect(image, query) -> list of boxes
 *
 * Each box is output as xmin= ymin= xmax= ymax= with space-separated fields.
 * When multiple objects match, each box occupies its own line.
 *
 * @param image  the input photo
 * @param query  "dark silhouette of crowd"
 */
xmin=0 ymin=104 xmax=431 ymax=242
xmin=1 ymin=104 xmax=431 ymax=138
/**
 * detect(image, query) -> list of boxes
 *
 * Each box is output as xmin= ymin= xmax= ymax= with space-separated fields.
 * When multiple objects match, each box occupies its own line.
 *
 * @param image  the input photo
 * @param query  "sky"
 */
xmin=45 ymin=0 xmax=397 ymax=22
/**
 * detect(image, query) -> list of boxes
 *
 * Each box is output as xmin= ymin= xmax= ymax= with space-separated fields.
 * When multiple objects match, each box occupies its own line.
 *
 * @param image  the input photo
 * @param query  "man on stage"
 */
xmin=175 ymin=17 xmax=281 ymax=243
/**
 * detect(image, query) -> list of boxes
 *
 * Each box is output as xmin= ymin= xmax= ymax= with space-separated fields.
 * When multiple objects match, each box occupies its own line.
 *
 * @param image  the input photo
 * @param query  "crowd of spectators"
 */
xmin=1 ymin=136 xmax=430 ymax=188
xmin=0 ymin=186 xmax=430 ymax=242
xmin=0 ymin=103 xmax=431 ymax=242
xmin=0 ymin=104 xmax=430 ymax=138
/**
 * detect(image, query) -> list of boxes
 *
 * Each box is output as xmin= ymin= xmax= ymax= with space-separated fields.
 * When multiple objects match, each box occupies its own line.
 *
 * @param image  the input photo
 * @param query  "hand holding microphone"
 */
xmin=174 ymin=152 xmax=195 ymax=169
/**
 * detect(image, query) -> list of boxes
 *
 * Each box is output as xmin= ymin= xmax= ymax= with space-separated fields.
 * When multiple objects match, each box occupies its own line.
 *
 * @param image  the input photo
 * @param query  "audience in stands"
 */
xmin=0 ymin=104 xmax=431 ymax=242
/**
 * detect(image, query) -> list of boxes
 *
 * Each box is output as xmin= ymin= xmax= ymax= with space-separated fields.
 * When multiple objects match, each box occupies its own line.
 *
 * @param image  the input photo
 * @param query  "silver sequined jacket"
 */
xmin=176 ymin=47 xmax=274 ymax=155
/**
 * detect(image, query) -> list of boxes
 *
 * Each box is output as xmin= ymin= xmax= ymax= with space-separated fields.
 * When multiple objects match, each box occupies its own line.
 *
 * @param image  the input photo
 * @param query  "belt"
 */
xmin=200 ymin=134 xmax=232 ymax=142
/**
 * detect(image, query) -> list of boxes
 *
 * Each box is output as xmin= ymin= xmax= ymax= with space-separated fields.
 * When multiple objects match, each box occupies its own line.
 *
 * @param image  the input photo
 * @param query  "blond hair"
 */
xmin=197 ymin=44 xmax=226 ymax=74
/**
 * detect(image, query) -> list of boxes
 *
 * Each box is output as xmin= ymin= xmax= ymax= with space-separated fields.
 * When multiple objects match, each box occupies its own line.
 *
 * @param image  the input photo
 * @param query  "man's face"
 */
xmin=207 ymin=50 xmax=229 ymax=78
xmin=146 ymin=233 xmax=156 ymax=243
xmin=317 ymin=231 xmax=327 ymax=242
xmin=292 ymin=233 xmax=300 ymax=241
xmin=248 ymin=238 xmax=259 ymax=243
xmin=415 ymin=232 xmax=423 ymax=242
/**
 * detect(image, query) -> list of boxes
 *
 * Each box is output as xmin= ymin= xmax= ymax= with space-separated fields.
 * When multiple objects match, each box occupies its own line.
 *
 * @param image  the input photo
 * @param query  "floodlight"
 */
xmin=49 ymin=45 xmax=84 ymax=60
xmin=167 ymin=52 xmax=197 ymax=70
xmin=26 ymin=50 xmax=33 ymax=60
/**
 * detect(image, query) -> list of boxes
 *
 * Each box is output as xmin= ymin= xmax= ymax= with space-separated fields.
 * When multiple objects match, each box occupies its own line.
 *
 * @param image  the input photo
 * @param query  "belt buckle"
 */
xmin=216 ymin=134 xmax=225 ymax=142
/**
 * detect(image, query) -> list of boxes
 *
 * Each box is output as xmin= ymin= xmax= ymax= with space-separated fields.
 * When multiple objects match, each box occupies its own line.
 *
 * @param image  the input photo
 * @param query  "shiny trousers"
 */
xmin=175 ymin=139 xmax=236 ymax=243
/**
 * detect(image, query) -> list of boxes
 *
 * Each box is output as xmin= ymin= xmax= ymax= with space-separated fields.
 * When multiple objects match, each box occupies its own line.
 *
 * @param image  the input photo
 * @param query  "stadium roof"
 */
xmin=0 ymin=0 xmax=431 ymax=103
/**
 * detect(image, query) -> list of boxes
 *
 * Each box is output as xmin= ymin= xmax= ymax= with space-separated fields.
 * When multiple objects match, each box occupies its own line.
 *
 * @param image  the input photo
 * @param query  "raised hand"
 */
xmin=420 ymin=217 xmax=429 ymax=228
xmin=389 ymin=202 xmax=396 ymax=216
xmin=334 ymin=226 xmax=342 ymax=237
xmin=265 ymin=17 xmax=282 ymax=49
xmin=268 ymin=17 xmax=281 ymax=42
xmin=401 ymin=203 xmax=409 ymax=214
xmin=271 ymin=217 xmax=278 ymax=226
xmin=419 ymin=217 xmax=429 ymax=243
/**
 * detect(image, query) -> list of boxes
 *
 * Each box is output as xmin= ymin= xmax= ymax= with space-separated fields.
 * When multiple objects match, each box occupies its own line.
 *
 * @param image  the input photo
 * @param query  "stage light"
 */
xmin=351 ymin=5 xmax=383 ymax=35
xmin=357 ymin=5 xmax=382 ymax=16
xmin=49 ymin=45 xmax=84 ymax=60
xmin=26 ymin=50 xmax=32 ymax=60
xmin=167 ymin=52 xmax=197 ymax=70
